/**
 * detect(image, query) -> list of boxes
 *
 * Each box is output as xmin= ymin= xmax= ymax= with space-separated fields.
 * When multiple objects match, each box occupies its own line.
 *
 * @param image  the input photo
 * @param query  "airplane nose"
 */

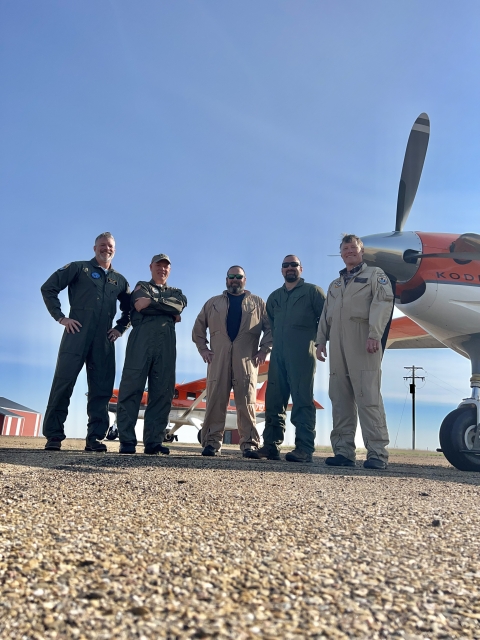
xmin=361 ymin=231 xmax=422 ymax=283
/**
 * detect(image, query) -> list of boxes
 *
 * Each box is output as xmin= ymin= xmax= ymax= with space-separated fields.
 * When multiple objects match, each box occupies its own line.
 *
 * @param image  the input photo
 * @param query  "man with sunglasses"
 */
xmin=245 ymin=255 xmax=325 ymax=463
xmin=192 ymin=266 xmax=272 ymax=456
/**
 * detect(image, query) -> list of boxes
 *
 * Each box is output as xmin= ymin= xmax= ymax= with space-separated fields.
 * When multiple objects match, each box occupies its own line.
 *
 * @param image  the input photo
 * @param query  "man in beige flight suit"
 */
xmin=316 ymin=234 xmax=394 ymax=470
xmin=192 ymin=266 xmax=272 ymax=456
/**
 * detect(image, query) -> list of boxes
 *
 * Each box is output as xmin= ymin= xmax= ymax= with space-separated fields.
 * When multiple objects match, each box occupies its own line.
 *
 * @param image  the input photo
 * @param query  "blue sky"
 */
xmin=1 ymin=1 xmax=479 ymax=448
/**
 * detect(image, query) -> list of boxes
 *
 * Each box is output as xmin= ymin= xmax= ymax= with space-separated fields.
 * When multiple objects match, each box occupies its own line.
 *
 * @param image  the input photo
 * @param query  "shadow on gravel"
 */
xmin=1 ymin=444 xmax=480 ymax=486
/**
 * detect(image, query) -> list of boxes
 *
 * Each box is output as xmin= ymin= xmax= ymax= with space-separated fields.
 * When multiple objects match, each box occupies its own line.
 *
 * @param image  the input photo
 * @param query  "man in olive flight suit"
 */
xmin=41 ymin=232 xmax=131 ymax=452
xmin=316 ymin=234 xmax=394 ymax=470
xmin=117 ymin=254 xmax=187 ymax=455
xmin=192 ymin=265 xmax=272 ymax=457
xmin=245 ymin=255 xmax=325 ymax=463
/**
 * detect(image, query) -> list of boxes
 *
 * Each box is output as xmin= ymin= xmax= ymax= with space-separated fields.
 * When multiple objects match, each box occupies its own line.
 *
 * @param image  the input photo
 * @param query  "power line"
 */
xmin=423 ymin=369 xmax=464 ymax=395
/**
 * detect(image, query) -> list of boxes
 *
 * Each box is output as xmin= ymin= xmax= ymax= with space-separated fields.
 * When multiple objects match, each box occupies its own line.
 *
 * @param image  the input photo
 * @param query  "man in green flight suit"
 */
xmin=41 ymin=232 xmax=131 ymax=451
xmin=116 ymin=254 xmax=187 ymax=455
xmin=245 ymin=255 xmax=325 ymax=463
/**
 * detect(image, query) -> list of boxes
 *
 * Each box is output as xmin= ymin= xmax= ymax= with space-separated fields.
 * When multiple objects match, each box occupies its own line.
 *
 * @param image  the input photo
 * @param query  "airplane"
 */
xmin=361 ymin=112 xmax=480 ymax=472
xmin=106 ymin=360 xmax=323 ymax=444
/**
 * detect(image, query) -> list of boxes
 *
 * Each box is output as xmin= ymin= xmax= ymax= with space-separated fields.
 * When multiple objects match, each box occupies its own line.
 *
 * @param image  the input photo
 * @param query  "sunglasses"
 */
xmin=282 ymin=261 xmax=300 ymax=268
xmin=227 ymin=274 xmax=244 ymax=280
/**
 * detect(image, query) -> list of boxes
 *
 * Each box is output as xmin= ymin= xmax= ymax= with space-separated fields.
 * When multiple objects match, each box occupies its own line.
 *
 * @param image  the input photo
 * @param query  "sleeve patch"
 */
xmin=59 ymin=263 xmax=71 ymax=270
xmin=377 ymin=275 xmax=389 ymax=285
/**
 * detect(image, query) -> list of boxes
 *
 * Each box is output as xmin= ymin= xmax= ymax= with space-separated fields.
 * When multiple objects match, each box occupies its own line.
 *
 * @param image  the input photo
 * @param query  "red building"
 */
xmin=0 ymin=398 xmax=41 ymax=437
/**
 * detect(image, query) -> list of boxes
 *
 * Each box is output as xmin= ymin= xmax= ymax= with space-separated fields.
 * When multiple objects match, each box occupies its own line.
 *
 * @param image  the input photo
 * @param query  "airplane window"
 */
xmin=187 ymin=392 xmax=196 ymax=400
xmin=173 ymin=390 xmax=179 ymax=399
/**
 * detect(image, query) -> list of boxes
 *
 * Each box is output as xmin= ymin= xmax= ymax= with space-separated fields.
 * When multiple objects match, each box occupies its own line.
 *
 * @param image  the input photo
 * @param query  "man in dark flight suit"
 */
xmin=116 ymin=254 xmax=187 ymax=455
xmin=245 ymin=255 xmax=325 ymax=463
xmin=41 ymin=232 xmax=130 ymax=451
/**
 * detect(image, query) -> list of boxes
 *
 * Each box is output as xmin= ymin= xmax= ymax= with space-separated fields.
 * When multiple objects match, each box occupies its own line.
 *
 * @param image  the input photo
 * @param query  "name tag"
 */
xmin=354 ymin=277 xmax=368 ymax=283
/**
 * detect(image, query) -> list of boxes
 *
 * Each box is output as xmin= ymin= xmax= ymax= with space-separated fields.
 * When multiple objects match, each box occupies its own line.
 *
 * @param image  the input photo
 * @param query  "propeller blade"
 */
xmin=413 ymin=252 xmax=480 ymax=261
xmin=395 ymin=113 xmax=430 ymax=232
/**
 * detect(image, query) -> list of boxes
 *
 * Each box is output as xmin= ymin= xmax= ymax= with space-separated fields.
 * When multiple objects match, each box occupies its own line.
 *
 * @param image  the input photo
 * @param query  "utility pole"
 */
xmin=404 ymin=366 xmax=425 ymax=450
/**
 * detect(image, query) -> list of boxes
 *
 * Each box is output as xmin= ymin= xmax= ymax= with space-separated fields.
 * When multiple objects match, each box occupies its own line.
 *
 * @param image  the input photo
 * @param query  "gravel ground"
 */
xmin=1 ymin=437 xmax=480 ymax=640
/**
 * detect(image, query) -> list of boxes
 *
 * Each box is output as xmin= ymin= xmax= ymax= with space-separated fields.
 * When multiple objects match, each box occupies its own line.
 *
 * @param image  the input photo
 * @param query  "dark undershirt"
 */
xmin=226 ymin=293 xmax=245 ymax=342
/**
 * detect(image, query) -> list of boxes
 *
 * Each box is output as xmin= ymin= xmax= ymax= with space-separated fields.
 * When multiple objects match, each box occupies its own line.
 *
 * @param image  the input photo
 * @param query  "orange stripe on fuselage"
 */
xmin=395 ymin=231 xmax=480 ymax=297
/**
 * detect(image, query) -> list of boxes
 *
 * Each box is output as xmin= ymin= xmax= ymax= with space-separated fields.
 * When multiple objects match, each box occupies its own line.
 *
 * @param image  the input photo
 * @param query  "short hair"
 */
xmin=226 ymin=265 xmax=245 ymax=275
xmin=95 ymin=232 xmax=115 ymax=244
xmin=340 ymin=234 xmax=363 ymax=250
xmin=283 ymin=254 xmax=301 ymax=265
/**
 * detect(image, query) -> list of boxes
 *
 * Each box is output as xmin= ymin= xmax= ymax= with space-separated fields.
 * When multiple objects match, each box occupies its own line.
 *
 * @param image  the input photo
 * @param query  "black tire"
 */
xmin=197 ymin=429 xmax=202 ymax=444
xmin=439 ymin=406 xmax=480 ymax=472
xmin=163 ymin=431 xmax=174 ymax=443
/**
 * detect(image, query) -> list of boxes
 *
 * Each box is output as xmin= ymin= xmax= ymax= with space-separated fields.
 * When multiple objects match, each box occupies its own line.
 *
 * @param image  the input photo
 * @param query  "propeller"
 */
xmin=414 ymin=252 xmax=480 ymax=261
xmin=395 ymin=113 xmax=430 ymax=232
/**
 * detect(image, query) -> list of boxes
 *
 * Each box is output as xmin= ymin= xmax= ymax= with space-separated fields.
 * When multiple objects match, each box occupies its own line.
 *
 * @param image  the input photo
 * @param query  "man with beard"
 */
xmin=192 ymin=265 xmax=272 ymax=456
xmin=41 ymin=232 xmax=131 ymax=451
xmin=245 ymin=255 xmax=325 ymax=463
xmin=116 ymin=254 xmax=187 ymax=455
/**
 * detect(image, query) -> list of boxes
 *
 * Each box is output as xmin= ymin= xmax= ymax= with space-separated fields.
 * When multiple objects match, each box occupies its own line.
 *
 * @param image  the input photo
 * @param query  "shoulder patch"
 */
xmin=59 ymin=263 xmax=71 ymax=270
xmin=333 ymin=279 xmax=342 ymax=288
xmin=377 ymin=275 xmax=389 ymax=285
xmin=151 ymin=287 xmax=159 ymax=294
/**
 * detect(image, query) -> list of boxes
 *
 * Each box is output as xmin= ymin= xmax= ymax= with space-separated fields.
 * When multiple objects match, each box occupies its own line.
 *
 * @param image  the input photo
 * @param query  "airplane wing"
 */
xmin=386 ymin=316 xmax=447 ymax=350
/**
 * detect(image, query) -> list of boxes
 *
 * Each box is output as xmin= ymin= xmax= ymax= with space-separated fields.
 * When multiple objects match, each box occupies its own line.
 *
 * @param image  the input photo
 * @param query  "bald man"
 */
xmin=245 ymin=255 xmax=325 ymax=463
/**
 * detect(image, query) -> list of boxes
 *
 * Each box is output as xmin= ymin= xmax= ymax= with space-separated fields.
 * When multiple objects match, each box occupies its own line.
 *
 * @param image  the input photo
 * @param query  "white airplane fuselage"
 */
xmin=362 ymin=230 xmax=480 ymax=367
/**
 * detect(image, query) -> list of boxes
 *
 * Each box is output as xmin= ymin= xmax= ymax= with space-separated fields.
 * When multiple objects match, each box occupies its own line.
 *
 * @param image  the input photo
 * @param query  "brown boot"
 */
xmin=243 ymin=445 xmax=280 ymax=461
xmin=285 ymin=448 xmax=313 ymax=463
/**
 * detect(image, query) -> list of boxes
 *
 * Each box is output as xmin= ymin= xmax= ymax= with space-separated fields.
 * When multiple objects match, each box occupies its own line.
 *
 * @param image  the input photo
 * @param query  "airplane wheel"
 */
xmin=197 ymin=430 xmax=202 ymax=444
xmin=163 ymin=430 xmax=177 ymax=443
xmin=439 ymin=406 xmax=480 ymax=472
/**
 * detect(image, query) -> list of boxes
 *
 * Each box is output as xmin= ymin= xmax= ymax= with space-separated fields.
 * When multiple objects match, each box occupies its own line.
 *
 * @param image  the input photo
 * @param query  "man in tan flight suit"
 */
xmin=192 ymin=266 xmax=272 ymax=456
xmin=316 ymin=234 xmax=394 ymax=470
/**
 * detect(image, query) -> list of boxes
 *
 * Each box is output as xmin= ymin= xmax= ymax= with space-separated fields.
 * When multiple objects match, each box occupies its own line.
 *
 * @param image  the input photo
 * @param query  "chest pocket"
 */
xmin=327 ymin=286 xmax=341 ymax=323
xmin=289 ymin=293 xmax=310 ymax=328
xmin=243 ymin=301 xmax=262 ymax=334
xmin=209 ymin=302 xmax=226 ymax=334
xmin=349 ymin=281 xmax=372 ymax=319
xmin=106 ymin=281 xmax=119 ymax=298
